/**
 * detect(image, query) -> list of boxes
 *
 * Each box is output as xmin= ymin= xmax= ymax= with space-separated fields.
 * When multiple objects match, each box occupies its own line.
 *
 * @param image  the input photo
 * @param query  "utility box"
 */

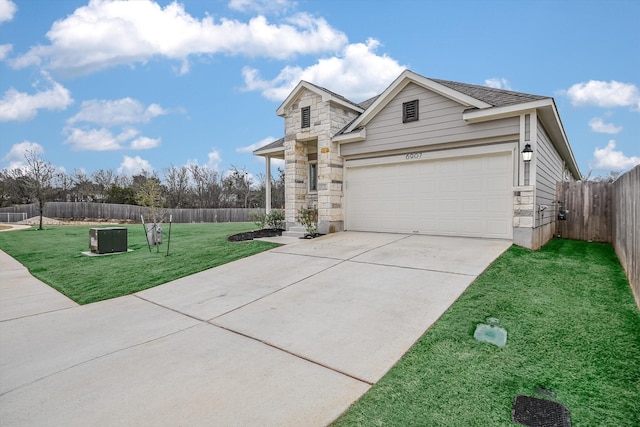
xmin=89 ymin=227 xmax=128 ymax=254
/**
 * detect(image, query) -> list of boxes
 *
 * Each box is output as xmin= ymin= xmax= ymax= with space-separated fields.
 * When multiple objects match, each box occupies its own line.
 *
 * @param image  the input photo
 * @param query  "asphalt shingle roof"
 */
xmin=253 ymin=137 xmax=284 ymax=153
xmin=430 ymin=78 xmax=548 ymax=107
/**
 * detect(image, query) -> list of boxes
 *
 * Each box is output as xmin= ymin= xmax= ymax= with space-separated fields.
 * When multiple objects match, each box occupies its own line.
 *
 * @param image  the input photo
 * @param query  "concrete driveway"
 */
xmin=0 ymin=232 xmax=511 ymax=426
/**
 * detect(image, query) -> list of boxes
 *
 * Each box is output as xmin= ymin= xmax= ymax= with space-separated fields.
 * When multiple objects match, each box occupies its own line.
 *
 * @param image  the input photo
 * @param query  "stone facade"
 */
xmin=512 ymin=186 xmax=556 ymax=250
xmin=282 ymin=88 xmax=359 ymax=233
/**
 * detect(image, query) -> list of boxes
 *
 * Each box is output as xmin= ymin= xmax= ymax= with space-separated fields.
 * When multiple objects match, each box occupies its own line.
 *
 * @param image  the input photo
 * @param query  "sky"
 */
xmin=1 ymin=0 xmax=639 ymax=184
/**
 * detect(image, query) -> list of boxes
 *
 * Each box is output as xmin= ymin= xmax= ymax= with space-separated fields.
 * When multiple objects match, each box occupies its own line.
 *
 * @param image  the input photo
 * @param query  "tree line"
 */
xmin=1 ymin=151 xmax=285 ymax=214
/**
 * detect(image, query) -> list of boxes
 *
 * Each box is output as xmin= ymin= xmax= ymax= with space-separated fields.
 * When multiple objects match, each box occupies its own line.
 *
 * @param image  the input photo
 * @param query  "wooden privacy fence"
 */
xmin=556 ymin=166 xmax=640 ymax=308
xmin=0 ymin=202 xmax=262 ymax=224
xmin=556 ymin=181 xmax=612 ymax=243
xmin=612 ymin=166 xmax=639 ymax=308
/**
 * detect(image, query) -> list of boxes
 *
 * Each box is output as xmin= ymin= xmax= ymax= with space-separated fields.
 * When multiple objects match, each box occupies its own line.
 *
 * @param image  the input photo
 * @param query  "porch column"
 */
xmin=265 ymin=156 xmax=272 ymax=213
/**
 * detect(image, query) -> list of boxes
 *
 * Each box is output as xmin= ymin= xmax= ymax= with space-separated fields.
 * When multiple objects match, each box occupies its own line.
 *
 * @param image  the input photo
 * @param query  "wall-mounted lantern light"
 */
xmin=521 ymin=143 xmax=533 ymax=162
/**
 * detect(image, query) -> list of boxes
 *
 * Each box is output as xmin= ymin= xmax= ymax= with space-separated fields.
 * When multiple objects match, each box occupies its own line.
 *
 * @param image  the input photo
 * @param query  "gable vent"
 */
xmin=403 ymin=99 xmax=419 ymax=123
xmin=301 ymin=106 xmax=311 ymax=129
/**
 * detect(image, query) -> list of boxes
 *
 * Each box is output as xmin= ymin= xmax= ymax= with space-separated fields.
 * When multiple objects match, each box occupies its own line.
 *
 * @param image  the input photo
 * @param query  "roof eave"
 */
xmin=464 ymin=98 xmax=580 ymax=179
xmin=463 ymin=98 xmax=553 ymax=122
xmin=333 ymin=128 xmax=366 ymax=144
xmin=253 ymin=146 xmax=285 ymax=158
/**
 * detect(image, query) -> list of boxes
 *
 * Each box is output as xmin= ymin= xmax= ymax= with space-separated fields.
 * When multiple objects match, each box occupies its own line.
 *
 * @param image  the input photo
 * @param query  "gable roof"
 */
xmin=276 ymin=81 xmax=364 ymax=117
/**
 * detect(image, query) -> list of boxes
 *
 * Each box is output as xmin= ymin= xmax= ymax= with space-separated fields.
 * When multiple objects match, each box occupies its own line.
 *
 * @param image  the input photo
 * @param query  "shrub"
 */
xmin=250 ymin=211 xmax=267 ymax=229
xmin=266 ymin=209 xmax=285 ymax=230
xmin=297 ymin=206 xmax=318 ymax=235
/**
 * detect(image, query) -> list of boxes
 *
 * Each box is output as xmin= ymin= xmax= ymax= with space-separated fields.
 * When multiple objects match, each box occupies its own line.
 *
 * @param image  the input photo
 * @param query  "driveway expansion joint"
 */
xmin=347 ymin=259 xmax=477 ymax=276
xmin=209 ymin=322 xmax=374 ymax=387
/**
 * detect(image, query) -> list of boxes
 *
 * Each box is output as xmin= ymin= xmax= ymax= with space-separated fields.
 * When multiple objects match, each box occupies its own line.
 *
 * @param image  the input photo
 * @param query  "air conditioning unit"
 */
xmin=89 ymin=227 xmax=128 ymax=254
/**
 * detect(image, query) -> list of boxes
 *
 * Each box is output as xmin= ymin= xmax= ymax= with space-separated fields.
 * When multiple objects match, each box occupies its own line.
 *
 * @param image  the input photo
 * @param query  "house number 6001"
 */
xmin=405 ymin=152 xmax=422 ymax=160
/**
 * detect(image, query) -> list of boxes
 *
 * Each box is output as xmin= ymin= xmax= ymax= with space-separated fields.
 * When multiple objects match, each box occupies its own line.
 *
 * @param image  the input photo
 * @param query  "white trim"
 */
xmin=265 ymin=157 xmax=271 ymax=213
xmin=344 ymin=142 xmax=517 ymax=168
xmin=254 ymin=146 xmax=285 ymax=157
xmin=463 ymin=99 xmax=552 ymax=123
xmin=333 ymin=127 xmax=366 ymax=144
xmin=530 ymin=111 xmax=538 ymax=187
xmin=343 ymin=69 xmax=491 ymax=134
xmin=519 ymin=114 xmax=526 ymax=186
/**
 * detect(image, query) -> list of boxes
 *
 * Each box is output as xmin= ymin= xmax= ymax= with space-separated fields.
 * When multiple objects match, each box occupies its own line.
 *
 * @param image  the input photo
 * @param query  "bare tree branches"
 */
xmin=0 ymin=158 xmax=284 ymax=212
xmin=23 ymin=150 xmax=59 ymax=230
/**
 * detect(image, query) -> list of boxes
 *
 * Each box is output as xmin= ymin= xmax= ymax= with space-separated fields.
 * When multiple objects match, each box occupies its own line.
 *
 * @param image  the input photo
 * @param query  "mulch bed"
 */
xmin=227 ymin=228 xmax=284 ymax=242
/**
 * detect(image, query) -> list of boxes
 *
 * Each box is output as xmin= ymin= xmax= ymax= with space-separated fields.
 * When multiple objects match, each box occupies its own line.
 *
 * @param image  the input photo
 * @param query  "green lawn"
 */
xmin=0 ymin=223 xmax=278 ymax=304
xmin=333 ymin=239 xmax=640 ymax=426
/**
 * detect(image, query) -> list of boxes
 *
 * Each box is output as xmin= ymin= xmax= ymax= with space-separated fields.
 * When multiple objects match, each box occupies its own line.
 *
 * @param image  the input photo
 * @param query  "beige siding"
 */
xmin=535 ymin=122 xmax=564 ymax=227
xmin=340 ymin=83 xmax=520 ymax=156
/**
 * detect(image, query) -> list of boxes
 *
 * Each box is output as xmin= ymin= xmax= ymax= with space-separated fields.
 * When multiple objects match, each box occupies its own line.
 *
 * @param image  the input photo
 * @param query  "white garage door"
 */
xmin=345 ymin=152 xmax=513 ymax=239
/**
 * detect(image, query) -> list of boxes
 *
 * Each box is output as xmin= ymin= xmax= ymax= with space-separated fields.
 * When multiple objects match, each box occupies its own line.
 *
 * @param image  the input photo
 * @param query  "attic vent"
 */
xmin=301 ymin=106 xmax=311 ymax=129
xmin=403 ymin=99 xmax=419 ymax=123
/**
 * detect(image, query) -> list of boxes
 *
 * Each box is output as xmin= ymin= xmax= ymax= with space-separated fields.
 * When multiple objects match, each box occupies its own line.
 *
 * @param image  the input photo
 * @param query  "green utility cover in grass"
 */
xmin=474 ymin=318 xmax=507 ymax=347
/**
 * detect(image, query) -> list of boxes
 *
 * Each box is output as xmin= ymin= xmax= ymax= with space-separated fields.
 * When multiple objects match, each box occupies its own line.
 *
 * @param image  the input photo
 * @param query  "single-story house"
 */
xmin=254 ymin=69 xmax=580 ymax=249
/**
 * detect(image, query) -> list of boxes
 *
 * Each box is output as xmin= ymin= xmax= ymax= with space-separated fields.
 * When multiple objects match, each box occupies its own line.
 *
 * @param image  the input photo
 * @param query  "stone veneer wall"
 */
xmin=317 ymin=105 xmax=359 ymax=234
xmin=513 ymin=186 xmax=534 ymax=249
xmin=512 ymin=186 xmax=555 ymax=250
xmin=283 ymin=87 xmax=359 ymax=233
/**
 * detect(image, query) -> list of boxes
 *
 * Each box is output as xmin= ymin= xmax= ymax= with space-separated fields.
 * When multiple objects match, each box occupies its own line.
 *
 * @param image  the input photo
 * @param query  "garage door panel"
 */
xmin=487 ymin=220 xmax=509 ymax=236
xmin=487 ymin=198 xmax=509 ymax=213
xmin=487 ymin=176 xmax=509 ymax=192
xmin=465 ymin=179 xmax=484 ymax=193
xmin=462 ymin=199 xmax=483 ymax=213
xmin=438 ymin=178 xmax=458 ymax=192
xmin=346 ymin=152 xmax=513 ymax=239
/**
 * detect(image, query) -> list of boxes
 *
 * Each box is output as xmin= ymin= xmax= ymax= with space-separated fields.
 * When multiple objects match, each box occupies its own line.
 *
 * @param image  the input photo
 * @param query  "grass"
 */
xmin=0 ymin=223 xmax=278 ymax=304
xmin=333 ymin=239 xmax=640 ymax=426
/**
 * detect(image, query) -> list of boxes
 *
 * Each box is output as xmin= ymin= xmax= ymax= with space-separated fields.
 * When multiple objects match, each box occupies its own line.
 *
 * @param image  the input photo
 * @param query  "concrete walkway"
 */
xmin=0 ymin=231 xmax=511 ymax=426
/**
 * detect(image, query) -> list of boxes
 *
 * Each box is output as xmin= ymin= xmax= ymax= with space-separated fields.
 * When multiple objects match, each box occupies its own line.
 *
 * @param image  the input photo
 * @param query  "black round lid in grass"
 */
xmin=512 ymin=395 xmax=571 ymax=427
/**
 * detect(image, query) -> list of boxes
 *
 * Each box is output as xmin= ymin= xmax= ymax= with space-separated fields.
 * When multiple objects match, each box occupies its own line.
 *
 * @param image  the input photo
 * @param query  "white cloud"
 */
xmin=12 ymin=1 xmax=346 ymax=76
xmin=564 ymin=80 xmax=640 ymax=110
xmin=118 ymin=155 xmax=153 ymax=175
xmin=207 ymin=149 xmax=222 ymax=171
xmin=2 ymin=141 xmax=44 ymax=162
xmin=0 ymin=72 xmax=72 ymax=121
xmin=588 ymin=117 xmax=623 ymax=134
xmin=67 ymin=98 xmax=168 ymax=126
xmin=484 ymin=78 xmax=512 ymax=90
xmin=0 ymin=0 xmax=17 ymax=23
xmin=237 ymin=136 xmax=278 ymax=153
xmin=0 ymin=44 xmax=12 ymax=60
xmin=64 ymin=127 xmax=159 ymax=151
xmin=65 ymin=128 xmax=123 ymax=151
xmin=243 ymin=38 xmax=405 ymax=102
xmin=592 ymin=140 xmax=640 ymax=171
xmin=229 ymin=0 xmax=294 ymax=14
xmin=130 ymin=136 xmax=161 ymax=150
